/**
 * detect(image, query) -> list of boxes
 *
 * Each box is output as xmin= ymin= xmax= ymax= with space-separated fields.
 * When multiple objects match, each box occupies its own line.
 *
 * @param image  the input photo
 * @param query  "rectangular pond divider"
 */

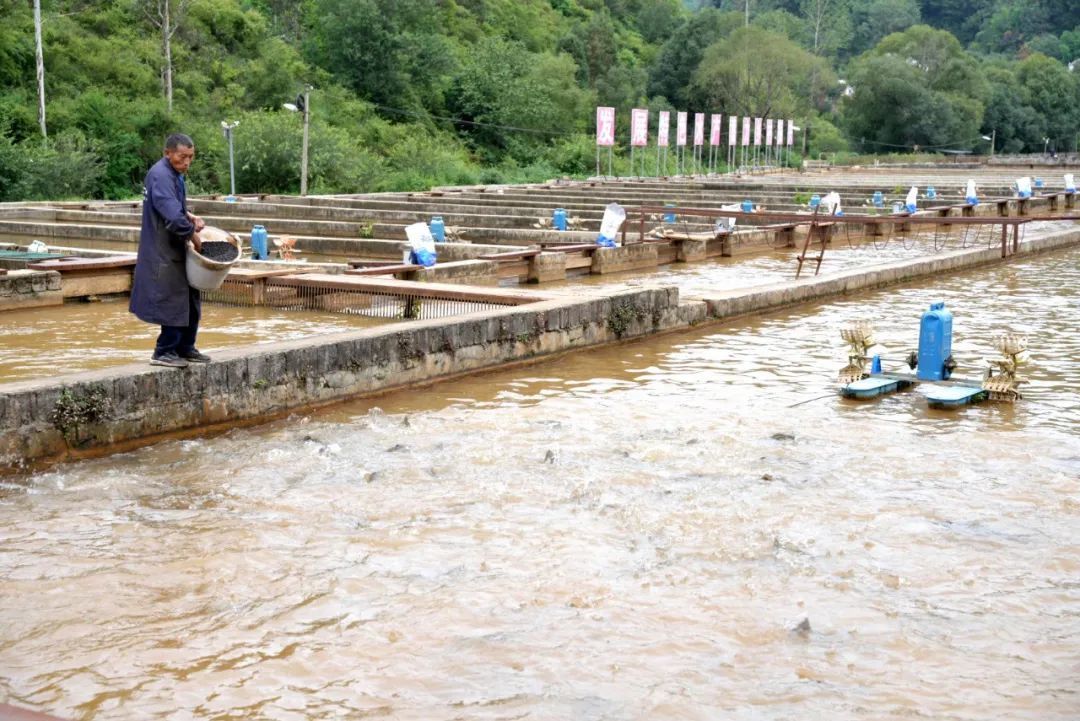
xmin=203 ymin=272 xmax=553 ymax=320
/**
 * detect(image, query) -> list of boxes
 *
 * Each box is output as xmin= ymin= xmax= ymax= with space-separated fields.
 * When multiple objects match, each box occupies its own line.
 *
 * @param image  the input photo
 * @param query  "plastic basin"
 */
xmin=185 ymin=226 xmax=241 ymax=291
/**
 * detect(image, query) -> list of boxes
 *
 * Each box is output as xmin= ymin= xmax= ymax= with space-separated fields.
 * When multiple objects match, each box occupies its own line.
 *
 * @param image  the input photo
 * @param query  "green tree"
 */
xmin=873 ymin=25 xmax=986 ymax=97
xmin=972 ymin=1 xmax=1080 ymax=56
xmin=981 ymin=65 xmax=1043 ymax=154
xmin=558 ymin=11 xmax=618 ymax=88
xmin=804 ymin=115 xmax=849 ymax=156
xmin=843 ymin=52 xmax=980 ymax=151
xmin=753 ymin=10 xmax=811 ymax=48
xmin=0 ymin=1 xmax=32 ymax=91
xmin=192 ymin=108 xmax=383 ymax=195
xmin=304 ymin=0 xmax=456 ymax=114
xmin=647 ymin=9 xmax=743 ymax=106
xmin=798 ymin=0 xmax=852 ymax=59
xmin=1016 ymin=53 xmax=1080 ymax=152
xmin=848 ymin=0 xmax=921 ymax=58
xmin=0 ymin=129 xmax=104 ymax=201
xmin=917 ymin=0 xmax=994 ymax=45
xmin=447 ymin=37 xmax=590 ymax=163
xmin=246 ymin=0 xmax=312 ymax=43
xmin=633 ymin=0 xmax=685 ymax=44
xmin=689 ymin=26 xmax=834 ymax=117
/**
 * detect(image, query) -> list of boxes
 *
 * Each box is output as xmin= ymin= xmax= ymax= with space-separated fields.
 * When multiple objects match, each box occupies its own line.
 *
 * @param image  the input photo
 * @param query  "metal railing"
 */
xmin=628 ymin=204 xmax=1080 ymax=276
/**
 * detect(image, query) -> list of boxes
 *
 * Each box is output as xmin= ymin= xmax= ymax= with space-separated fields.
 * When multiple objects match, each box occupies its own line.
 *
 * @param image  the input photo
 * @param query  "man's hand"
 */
xmin=191 ymin=232 xmax=203 ymax=253
xmin=187 ymin=211 xmax=206 ymax=232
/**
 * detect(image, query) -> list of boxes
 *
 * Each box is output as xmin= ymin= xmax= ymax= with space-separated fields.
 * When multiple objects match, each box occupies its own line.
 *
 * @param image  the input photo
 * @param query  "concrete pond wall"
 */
xmin=0 ymin=225 xmax=1077 ymax=474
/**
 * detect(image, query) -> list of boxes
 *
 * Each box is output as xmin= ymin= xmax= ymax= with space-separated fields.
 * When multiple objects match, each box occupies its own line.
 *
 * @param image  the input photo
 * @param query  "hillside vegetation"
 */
xmin=1 ymin=0 xmax=1078 ymax=200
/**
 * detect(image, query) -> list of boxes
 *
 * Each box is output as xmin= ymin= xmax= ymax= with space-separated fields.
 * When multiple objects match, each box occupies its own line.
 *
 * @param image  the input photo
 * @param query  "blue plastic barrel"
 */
xmin=250 ymin=224 xmax=268 ymax=260
xmin=741 ymin=199 xmax=753 ymax=213
xmin=809 ymin=194 xmax=821 ymax=209
xmin=926 ymin=186 xmax=937 ymax=199
xmin=429 ymin=216 xmax=446 ymax=243
xmin=1034 ymin=178 xmax=1044 ymax=189
xmin=663 ymin=204 xmax=676 ymax=223
xmin=552 ymin=208 xmax=567 ymax=231
xmin=872 ymin=191 xmax=884 ymax=208
xmin=917 ymin=302 xmax=953 ymax=381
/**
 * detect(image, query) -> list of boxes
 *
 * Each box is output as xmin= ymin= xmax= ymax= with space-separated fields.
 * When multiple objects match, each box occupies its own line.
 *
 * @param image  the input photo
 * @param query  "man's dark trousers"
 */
xmin=154 ymin=287 xmax=201 ymax=356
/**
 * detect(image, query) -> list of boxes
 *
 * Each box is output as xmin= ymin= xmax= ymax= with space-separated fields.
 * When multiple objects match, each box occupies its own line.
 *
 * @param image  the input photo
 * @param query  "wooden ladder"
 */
xmin=795 ymin=207 xmax=830 ymax=278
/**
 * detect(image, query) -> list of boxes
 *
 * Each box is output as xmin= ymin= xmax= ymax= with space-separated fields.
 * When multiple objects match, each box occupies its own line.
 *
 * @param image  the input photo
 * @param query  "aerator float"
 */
xmin=838 ymin=302 xmax=1028 ymax=409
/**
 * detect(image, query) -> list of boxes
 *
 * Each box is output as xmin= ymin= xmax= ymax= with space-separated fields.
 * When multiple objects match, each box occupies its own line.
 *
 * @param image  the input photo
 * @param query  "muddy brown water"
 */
xmin=0 ymin=247 xmax=1078 ymax=720
xmin=0 ymin=299 xmax=384 ymax=382
xmin=2 ymin=224 xmax=1050 ymax=384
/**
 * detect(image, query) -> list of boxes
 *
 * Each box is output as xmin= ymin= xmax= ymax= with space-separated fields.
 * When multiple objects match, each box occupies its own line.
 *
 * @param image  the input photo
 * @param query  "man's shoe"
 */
xmin=180 ymin=349 xmax=211 ymax=363
xmin=150 ymin=351 xmax=189 ymax=368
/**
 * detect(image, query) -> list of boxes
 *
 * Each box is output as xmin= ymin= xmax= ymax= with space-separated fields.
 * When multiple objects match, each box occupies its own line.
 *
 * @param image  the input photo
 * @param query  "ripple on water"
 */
xmin=1 ymin=247 xmax=1079 ymax=719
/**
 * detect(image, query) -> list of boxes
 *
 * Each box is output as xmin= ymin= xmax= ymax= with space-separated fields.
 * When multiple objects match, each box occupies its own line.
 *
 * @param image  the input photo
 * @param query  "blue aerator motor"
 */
xmin=917 ymin=302 xmax=954 ymax=381
xmin=552 ymin=208 xmax=568 ymax=231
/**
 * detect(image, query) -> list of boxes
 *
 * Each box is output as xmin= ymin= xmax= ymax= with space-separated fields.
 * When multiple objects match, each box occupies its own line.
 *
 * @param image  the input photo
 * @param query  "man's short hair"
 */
xmin=165 ymin=133 xmax=194 ymax=150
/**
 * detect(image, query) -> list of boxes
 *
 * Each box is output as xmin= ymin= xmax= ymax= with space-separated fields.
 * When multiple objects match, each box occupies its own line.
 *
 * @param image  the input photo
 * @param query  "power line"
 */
xmin=370 ymin=103 xmax=580 ymax=138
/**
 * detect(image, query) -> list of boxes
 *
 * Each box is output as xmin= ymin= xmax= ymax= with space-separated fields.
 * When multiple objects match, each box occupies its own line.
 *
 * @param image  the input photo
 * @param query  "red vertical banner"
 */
xmin=753 ymin=117 xmax=762 ymax=146
xmin=676 ymin=112 xmax=688 ymax=146
xmin=693 ymin=113 xmax=705 ymax=146
xmin=765 ymin=118 xmax=773 ymax=147
xmin=729 ymin=116 xmax=738 ymax=146
xmin=596 ymin=107 xmax=615 ymax=147
xmin=630 ymin=108 xmax=649 ymax=147
xmin=657 ymin=111 xmax=670 ymax=147
xmin=710 ymin=114 xmax=721 ymax=146
xmin=741 ymin=116 xmax=751 ymax=146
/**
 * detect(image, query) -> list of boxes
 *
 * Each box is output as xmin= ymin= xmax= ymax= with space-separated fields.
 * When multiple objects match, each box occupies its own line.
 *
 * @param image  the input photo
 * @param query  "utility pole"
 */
xmin=284 ymin=88 xmax=311 ymax=196
xmin=34 ymin=0 xmax=46 ymax=138
xmin=300 ymin=87 xmax=310 ymax=196
xmin=221 ymin=120 xmax=239 ymax=198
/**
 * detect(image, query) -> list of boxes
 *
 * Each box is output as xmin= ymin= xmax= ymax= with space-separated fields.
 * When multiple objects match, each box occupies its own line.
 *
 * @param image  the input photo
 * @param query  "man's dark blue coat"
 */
xmin=129 ymin=157 xmax=198 ymax=326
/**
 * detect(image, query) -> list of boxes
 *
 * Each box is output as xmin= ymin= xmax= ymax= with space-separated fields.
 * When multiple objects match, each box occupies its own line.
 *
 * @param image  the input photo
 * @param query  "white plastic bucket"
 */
xmin=1016 ymin=177 xmax=1032 ymax=198
xmin=596 ymin=202 xmax=626 ymax=247
xmin=404 ymin=222 xmax=437 ymax=266
xmin=185 ymin=226 xmax=241 ymax=291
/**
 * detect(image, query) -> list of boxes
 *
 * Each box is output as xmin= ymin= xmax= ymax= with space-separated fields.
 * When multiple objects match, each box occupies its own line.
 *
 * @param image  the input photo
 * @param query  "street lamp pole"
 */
xmin=300 ymin=87 xmax=310 ymax=196
xmin=284 ymin=86 xmax=312 ymax=196
xmin=221 ymin=120 xmax=239 ymax=198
